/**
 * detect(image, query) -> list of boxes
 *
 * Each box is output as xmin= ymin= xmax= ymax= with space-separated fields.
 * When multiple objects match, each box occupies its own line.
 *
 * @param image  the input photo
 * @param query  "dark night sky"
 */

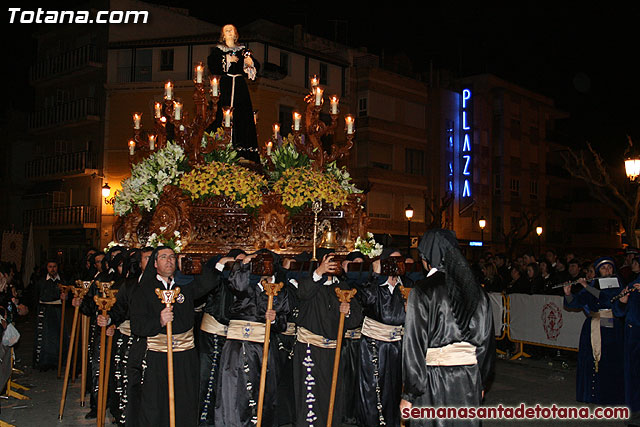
xmin=6 ymin=2 xmax=640 ymax=159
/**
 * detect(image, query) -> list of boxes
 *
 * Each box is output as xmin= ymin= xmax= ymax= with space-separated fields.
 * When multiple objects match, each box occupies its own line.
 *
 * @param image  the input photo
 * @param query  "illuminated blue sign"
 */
xmin=459 ymin=88 xmax=473 ymax=208
xmin=469 ymin=241 xmax=483 ymax=247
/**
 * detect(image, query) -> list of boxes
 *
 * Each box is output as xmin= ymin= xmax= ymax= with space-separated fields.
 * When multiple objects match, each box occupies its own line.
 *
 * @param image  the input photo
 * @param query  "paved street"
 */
xmin=0 ymin=311 xmax=631 ymax=426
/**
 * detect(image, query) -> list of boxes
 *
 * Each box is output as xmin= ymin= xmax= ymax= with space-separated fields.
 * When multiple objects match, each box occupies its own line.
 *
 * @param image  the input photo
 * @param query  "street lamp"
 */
xmin=625 ymin=155 xmax=640 ymax=181
xmin=536 ymin=226 xmax=543 ymax=257
xmin=405 ymin=204 xmax=414 ymax=257
xmin=478 ymin=216 xmax=486 ymax=243
xmin=102 ymin=183 xmax=111 ymax=198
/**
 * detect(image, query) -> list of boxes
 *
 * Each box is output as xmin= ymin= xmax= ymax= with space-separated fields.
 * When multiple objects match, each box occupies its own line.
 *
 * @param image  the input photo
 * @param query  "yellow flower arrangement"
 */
xmin=273 ymin=166 xmax=349 ymax=210
xmin=179 ymin=162 xmax=267 ymax=209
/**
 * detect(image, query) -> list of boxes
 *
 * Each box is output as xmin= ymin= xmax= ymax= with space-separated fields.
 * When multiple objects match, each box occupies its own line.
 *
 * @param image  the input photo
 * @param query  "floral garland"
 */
xmin=114 ymin=142 xmax=186 ymax=216
xmin=179 ymin=161 xmax=267 ymax=210
xmin=145 ymin=227 xmax=183 ymax=253
xmin=201 ymin=129 xmax=238 ymax=165
xmin=272 ymin=166 xmax=349 ymax=212
xmin=261 ymin=134 xmax=310 ymax=182
xmin=325 ymin=160 xmax=362 ymax=194
xmin=355 ymin=232 xmax=383 ymax=258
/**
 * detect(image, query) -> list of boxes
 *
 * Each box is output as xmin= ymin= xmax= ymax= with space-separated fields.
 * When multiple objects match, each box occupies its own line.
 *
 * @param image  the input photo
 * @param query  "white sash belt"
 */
xmin=200 ymin=313 xmax=228 ymax=337
xmin=361 ymin=316 xmax=403 ymax=342
xmin=425 ymin=342 xmax=477 ymax=366
xmin=226 ymin=319 xmax=265 ymax=343
xmin=296 ymin=326 xmax=336 ymax=349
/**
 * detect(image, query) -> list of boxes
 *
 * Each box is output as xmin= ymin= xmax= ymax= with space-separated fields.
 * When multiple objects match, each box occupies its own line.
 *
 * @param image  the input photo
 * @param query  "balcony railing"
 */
xmin=30 ymin=44 xmax=102 ymax=82
xmin=25 ymin=150 xmax=97 ymax=180
xmin=24 ymin=205 xmax=98 ymax=228
xmin=28 ymin=97 xmax=100 ymax=130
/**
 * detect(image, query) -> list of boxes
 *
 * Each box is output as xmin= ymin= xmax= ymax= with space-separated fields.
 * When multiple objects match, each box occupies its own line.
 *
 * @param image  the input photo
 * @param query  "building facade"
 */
xmin=14 ymin=1 xmax=622 ymax=266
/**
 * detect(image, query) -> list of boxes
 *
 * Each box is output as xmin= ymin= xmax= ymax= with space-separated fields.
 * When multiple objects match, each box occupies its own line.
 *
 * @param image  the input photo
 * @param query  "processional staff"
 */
xmin=57 ymin=283 xmax=73 ymax=379
xmin=58 ymin=280 xmax=91 ymax=420
xmin=327 ymin=287 xmax=357 ymax=427
xmin=156 ymin=286 xmax=181 ymax=427
xmin=94 ymin=282 xmax=117 ymax=427
xmin=256 ymin=280 xmax=284 ymax=427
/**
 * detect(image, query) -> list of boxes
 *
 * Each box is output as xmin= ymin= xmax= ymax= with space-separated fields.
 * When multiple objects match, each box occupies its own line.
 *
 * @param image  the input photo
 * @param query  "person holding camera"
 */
xmin=292 ymin=248 xmax=362 ymax=427
xmin=355 ymin=248 xmax=408 ymax=426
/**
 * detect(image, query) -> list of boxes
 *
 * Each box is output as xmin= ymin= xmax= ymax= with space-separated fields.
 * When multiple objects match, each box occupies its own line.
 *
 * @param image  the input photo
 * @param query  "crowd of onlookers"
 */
xmin=471 ymin=247 xmax=640 ymax=295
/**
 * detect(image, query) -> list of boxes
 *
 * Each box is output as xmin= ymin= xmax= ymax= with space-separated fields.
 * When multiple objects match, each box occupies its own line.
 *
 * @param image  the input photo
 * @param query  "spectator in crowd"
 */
xmin=552 ymin=258 xmax=570 ymax=286
xmin=494 ymin=254 xmax=511 ymax=285
xmin=524 ymin=262 xmax=545 ymax=294
xmin=506 ymin=266 xmax=528 ymax=294
xmin=545 ymin=249 xmax=559 ymax=271
xmin=619 ymin=247 xmax=639 ymax=285
xmin=481 ymin=262 xmax=504 ymax=293
xmin=539 ymin=260 xmax=556 ymax=294
xmin=522 ymin=252 xmax=537 ymax=266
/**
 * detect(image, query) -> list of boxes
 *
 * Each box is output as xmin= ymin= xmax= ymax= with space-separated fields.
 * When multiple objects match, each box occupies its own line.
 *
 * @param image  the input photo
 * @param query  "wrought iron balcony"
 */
xmin=24 ymin=205 xmax=98 ymax=229
xmin=28 ymin=97 xmax=101 ymax=130
xmin=25 ymin=150 xmax=98 ymax=180
xmin=30 ymin=44 xmax=103 ymax=83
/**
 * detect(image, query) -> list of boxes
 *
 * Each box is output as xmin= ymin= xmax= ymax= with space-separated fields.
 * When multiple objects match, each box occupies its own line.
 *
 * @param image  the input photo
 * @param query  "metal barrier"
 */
xmin=488 ymin=292 xmax=582 ymax=360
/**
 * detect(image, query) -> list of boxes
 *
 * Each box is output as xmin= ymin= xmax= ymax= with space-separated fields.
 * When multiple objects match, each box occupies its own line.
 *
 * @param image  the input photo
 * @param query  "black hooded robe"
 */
xmin=32 ymin=274 xmax=66 ymax=371
xmin=402 ymin=230 xmax=494 ymax=427
xmin=130 ymin=254 xmax=221 ymax=427
xmin=293 ymin=270 xmax=363 ymax=427
xmin=214 ymin=261 xmax=289 ymax=427
xmin=356 ymin=272 xmax=407 ymax=426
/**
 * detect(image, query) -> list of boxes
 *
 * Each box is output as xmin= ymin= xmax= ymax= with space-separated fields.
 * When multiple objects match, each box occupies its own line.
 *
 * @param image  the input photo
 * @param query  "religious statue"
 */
xmin=207 ymin=24 xmax=260 ymax=162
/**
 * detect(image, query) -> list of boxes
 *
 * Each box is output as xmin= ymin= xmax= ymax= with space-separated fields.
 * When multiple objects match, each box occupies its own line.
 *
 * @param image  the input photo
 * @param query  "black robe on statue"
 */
xmin=207 ymin=44 xmax=259 ymax=162
xmin=130 ymin=248 xmax=221 ymax=427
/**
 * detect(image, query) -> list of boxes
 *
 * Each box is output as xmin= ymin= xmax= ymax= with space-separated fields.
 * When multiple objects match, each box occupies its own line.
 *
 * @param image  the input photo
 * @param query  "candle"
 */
xmin=195 ymin=63 xmax=204 ymax=84
xmin=210 ymin=76 xmax=220 ymax=97
xmin=164 ymin=81 xmax=173 ymax=100
xmin=223 ymin=107 xmax=232 ymax=128
xmin=154 ymin=102 xmax=162 ymax=119
xmin=272 ymin=123 xmax=280 ymax=141
xmin=345 ymin=114 xmax=355 ymax=135
xmin=310 ymin=75 xmax=319 ymax=91
xmin=330 ymin=95 xmax=339 ymax=115
xmin=148 ymin=134 xmax=156 ymax=151
xmin=128 ymin=139 xmax=136 ymax=155
xmin=133 ymin=113 xmax=141 ymax=129
xmin=174 ymin=101 xmax=182 ymax=120
xmin=253 ymin=110 xmax=259 ymax=125
xmin=293 ymin=112 xmax=302 ymax=132
xmin=266 ymin=141 xmax=272 ymax=155
xmin=314 ymin=86 xmax=324 ymax=106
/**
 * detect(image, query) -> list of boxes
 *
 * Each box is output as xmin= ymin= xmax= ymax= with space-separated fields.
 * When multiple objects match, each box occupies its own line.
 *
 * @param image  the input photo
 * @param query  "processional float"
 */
xmin=110 ymin=60 xmax=368 ymax=425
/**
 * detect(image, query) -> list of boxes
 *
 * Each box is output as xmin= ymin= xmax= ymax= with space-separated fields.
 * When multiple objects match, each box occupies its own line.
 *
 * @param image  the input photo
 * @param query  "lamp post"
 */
xmin=478 ymin=216 xmax=486 ymax=244
xmin=536 ymin=226 xmax=543 ymax=257
xmin=405 ymin=204 xmax=414 ymax=257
